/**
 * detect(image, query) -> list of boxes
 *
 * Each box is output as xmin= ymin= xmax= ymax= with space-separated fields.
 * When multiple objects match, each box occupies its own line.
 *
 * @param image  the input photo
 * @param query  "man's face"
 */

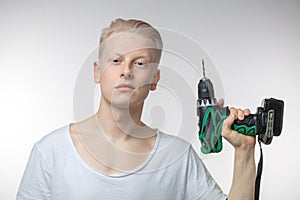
xmin=95 ymin=32 xmax=160 ymax=108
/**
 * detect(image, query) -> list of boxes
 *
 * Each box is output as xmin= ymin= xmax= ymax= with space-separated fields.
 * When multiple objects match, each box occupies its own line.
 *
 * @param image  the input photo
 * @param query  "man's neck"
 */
xmin=95 ymin=100 xmax=154 ymax=141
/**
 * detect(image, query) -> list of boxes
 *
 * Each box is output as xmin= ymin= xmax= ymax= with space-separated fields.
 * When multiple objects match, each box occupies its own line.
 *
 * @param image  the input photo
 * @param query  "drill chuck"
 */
xmin=197 ymin=77 xmax=217 ymax=107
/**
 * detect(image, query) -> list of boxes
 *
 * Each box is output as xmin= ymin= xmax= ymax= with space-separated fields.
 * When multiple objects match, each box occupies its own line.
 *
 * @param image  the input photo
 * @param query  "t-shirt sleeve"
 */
xmin=16 ymin=143 xmax=52 ymax=200
xmin=185 ymin=146 xmax=227 ymax=200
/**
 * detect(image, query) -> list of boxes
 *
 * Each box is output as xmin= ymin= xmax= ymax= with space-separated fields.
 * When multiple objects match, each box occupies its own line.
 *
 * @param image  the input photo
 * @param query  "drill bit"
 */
xmin=202 ymin=59 xmax=206 ymax=78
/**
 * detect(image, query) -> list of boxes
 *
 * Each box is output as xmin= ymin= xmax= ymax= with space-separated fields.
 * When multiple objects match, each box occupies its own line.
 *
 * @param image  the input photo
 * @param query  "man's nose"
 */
xmin=120 ymin=61 xmax=133 ymax=79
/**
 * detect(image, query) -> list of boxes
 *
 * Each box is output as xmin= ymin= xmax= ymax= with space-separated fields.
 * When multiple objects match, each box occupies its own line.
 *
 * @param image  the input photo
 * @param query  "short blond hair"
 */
xmin=99 ymin=18 xmax=163 ymax=63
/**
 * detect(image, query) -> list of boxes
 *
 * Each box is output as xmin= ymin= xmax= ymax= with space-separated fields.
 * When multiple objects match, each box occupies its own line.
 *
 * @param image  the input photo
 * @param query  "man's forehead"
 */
xmin=103 ymin=32 xmax=157 ymax=56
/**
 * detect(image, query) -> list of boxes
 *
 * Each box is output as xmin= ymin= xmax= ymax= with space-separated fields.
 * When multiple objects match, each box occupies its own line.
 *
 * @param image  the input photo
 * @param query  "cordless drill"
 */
xmin=197 ymin=60 xmax=284 ymax=154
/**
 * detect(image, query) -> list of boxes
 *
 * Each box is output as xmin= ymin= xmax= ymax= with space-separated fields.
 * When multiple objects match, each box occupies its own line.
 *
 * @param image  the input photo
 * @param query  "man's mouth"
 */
xmin=115 ymin=83 xmax=135 ymax=91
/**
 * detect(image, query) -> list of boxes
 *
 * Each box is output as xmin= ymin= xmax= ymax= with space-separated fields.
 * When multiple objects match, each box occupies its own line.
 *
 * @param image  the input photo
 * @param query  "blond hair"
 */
xmin=99 ymin=18 xmax=163 ymax=63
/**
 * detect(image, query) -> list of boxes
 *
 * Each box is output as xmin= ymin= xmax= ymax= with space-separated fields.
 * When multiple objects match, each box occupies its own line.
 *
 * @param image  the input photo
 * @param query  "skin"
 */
xmin=70 ymin=32 xmax=161 ymax=173
xmin=70 ymin=31 xmax=256 ymax=199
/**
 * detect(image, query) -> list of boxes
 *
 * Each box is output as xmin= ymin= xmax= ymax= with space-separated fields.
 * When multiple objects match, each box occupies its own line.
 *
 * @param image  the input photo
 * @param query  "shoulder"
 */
xmin=157 ymin=130 xmax=192 ymax=152
xmin=22 ymin=124 xmax=73 ymax=174
xmin=147 ymin=130 xmax=194 ymax=168
xmin=34 ymin=124 xmax=71 ymax=154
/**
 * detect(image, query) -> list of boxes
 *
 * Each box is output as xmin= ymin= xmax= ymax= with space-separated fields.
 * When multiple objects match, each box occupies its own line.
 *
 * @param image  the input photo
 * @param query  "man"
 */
xmin=17 ymin=18 xmax=255 ymax=200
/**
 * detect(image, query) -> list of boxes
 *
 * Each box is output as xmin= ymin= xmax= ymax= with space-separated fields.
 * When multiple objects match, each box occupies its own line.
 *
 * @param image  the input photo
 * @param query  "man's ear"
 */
xmin=94 ymin=61 xmax=101 ymax=83
xmin=150 ymin=69 xmax=160 ymax=91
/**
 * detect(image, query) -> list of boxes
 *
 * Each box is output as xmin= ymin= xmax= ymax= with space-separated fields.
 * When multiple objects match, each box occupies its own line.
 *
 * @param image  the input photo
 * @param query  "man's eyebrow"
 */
xmin=109 ymin=52 xmax=151 ymax=59
xmin=108 ymin=52 xmax=122 ymax=57
xmin=134 ymin=54 xmax=151 ymax=60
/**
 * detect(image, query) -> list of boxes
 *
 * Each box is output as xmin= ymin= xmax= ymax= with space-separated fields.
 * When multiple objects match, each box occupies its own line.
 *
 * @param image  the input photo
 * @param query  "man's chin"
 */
xmin=111 ymin=91 xmax=149 ymax=109
xmin=111 ymin=100 xmax=143 ymax=109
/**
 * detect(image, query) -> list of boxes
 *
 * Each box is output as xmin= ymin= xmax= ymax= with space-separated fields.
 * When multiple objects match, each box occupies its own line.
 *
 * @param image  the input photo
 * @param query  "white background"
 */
xmin=1 ymin=0 xmax=299 ymax=199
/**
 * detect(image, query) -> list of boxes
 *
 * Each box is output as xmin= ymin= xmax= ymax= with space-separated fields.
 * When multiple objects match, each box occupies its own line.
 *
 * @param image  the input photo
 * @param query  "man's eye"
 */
xmin=134 ymin=60 xmax=147 ymax=67
xmin=112 ymin=58 xmax=121 ymax=64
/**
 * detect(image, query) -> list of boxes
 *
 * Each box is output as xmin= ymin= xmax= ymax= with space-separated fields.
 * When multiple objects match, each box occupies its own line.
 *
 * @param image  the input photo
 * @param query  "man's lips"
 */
xmin=115 ymin=83 xmax=135 ymax=90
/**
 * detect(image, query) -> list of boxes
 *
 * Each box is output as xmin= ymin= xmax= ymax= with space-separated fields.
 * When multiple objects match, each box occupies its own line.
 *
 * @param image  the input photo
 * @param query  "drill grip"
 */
xmin=232 ymin=114 xmax=258 ymax=136
xmin=225 ymin=107 xmax=258 ymax=136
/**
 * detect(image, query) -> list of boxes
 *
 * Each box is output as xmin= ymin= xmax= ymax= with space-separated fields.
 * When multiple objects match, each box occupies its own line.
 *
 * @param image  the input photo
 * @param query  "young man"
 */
xmin=17 ymin=18 xmax=256 ymax=200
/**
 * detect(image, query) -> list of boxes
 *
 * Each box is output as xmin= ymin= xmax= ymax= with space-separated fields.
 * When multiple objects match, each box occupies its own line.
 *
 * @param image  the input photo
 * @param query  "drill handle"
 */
xmin=225 ymin=107 xmax=258 ymax=136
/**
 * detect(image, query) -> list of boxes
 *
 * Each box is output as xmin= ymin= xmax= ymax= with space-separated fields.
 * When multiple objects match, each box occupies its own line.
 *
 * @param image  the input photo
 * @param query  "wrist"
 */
xmin=234 ymin=145 xmax=255 ymax=167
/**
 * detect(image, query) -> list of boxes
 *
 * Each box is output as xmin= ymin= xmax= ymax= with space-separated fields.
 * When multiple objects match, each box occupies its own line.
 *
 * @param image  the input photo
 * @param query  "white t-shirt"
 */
xmin=17 ymin=124 xmax=227 ymax=200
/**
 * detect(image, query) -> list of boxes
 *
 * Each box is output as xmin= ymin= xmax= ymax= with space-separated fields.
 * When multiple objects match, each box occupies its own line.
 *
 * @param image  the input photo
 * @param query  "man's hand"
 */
xmin=217 ymin=99 xmax=256 ymax=150
xmin=222 ymin=107 xmax=256 ymax=150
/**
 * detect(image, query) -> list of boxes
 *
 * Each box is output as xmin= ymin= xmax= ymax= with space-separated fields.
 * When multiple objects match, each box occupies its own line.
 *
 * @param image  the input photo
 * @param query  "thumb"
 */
xmin=217 ymin=98 xmax=224 ymax=107
xmin=222 ymin=113 xmax=235 ymax=138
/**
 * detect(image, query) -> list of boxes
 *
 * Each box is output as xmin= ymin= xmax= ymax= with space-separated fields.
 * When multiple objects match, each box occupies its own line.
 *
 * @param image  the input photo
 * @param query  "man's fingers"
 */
xmin=230 ymin=107 xmax=251 ymax=120
xmin=229 ymin=107 xmax=238 ymax=119
xmin=244 ymin=108 xmax=250 ymax=116
xmin=237 ymin=108 xmax=244 ymax=120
